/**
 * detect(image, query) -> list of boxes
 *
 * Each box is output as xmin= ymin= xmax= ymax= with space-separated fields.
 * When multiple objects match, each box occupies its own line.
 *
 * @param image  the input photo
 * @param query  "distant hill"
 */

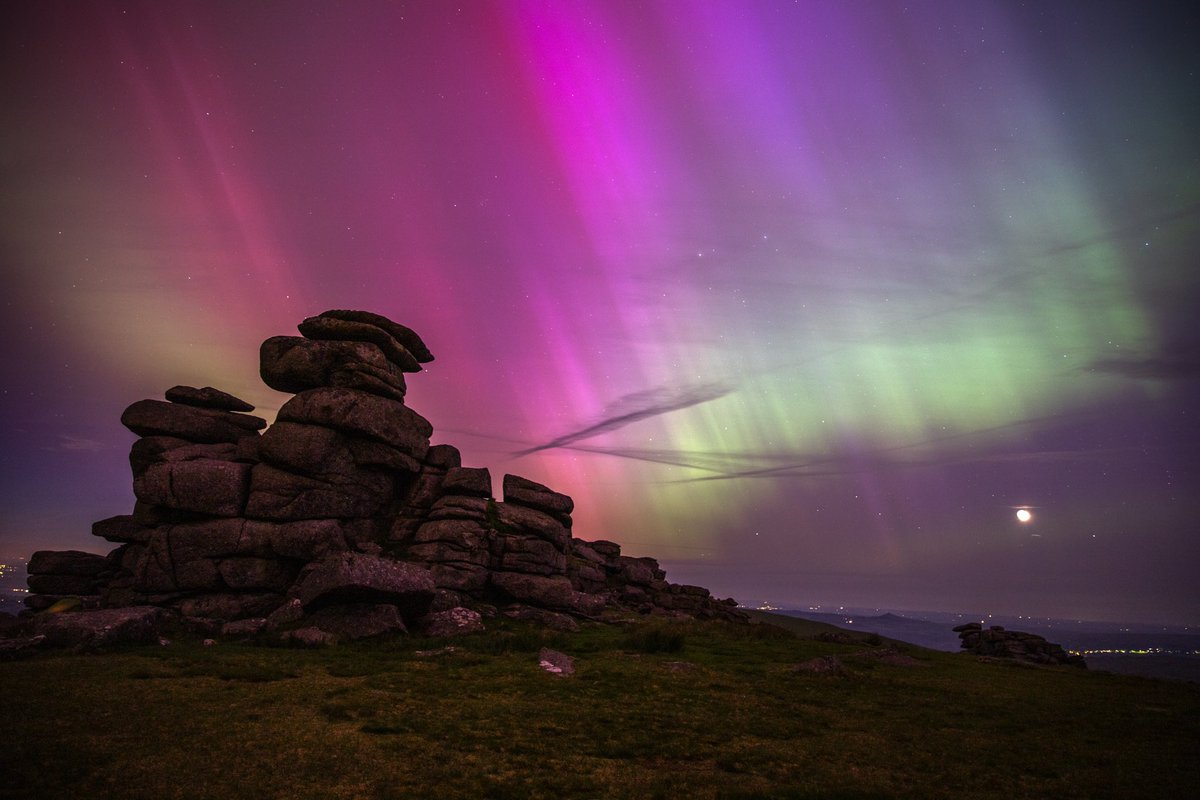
xmin=773 ymin=610 xmax=961 ymax=650
xmin=771 ymin=609 xmax=1200 ymax=682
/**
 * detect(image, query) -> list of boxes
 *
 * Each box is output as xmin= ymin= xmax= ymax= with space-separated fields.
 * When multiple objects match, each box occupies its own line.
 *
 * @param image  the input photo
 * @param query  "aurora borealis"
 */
xmin=2 ymin=1 xmax=1197 ymax=623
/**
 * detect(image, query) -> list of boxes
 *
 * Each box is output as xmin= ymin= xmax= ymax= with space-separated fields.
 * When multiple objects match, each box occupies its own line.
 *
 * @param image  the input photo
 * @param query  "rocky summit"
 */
xmin=18 ymin=309 xmax=744 ymax=648
xmin=953 ymin=622 xmax=1086 ymax=668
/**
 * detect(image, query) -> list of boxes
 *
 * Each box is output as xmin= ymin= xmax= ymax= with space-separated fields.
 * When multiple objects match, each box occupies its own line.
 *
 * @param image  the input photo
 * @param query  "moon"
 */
xmin=1015 ymin=508 xmax=1032 ymax=523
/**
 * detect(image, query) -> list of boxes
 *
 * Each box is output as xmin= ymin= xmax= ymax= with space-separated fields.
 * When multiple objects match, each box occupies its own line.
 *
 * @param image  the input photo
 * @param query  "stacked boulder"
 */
xmin=22 ymin=310 xmax=744 ymax=644
xmin=953 ymin=623 xmax=1086 ymax=668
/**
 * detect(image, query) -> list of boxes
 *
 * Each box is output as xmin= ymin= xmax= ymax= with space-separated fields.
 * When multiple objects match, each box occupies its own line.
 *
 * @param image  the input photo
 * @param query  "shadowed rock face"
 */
xmin=20 ymin=309 xmax=746 ymax=646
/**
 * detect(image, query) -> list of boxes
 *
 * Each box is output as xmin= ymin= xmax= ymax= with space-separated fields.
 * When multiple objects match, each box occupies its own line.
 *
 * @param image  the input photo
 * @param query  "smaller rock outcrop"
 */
xmin=953 ymin=623 xmax=1086 ymax=668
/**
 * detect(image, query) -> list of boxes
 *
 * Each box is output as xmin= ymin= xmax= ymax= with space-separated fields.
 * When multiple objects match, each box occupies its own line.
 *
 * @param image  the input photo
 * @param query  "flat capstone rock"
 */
xmin=165 ymin=385 xmax=255 ymax=412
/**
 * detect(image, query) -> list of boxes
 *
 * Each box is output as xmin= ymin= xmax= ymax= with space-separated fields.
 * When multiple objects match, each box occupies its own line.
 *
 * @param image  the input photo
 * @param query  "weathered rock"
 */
xmin=426 ymin=495 xmax=491 ymax=523
xmin=93 ymin=515 xmax=153 ymax=544
xmin=442 ymin=467 xmax=492 ymax=497
xmin=537 ymin=647 xmax=575 ymax=676
xmin=298 ymin=316 xmax=422 ymax=372
xmin=411 ymin=519 xmax=491 ymax=555
xmin=221 ymin=617 xmax=268 ymax=638
xmin=306 ymin=603 xmax=406 ymax=640
xmin=245 ymin=463 xmax=393 ymax=521
xmin=423 ymin=444 xmax=461 ymax=469
xmin=121 ymin=399 xmax=265 ymax=443
xmin=277 ymin=387 xmax=431 ymax=460
xmin=421 ymin=606 xmax=485 ymax=637
xmin=316 ymin=309 xmax=435 ymax=363
xmin=133 ymin=459 xmax=251 ymax=517
xmin=177 ymin=593 xmax=282 ymax=620
xmin=502 ymin=605 xmax=580 ymax=632
xmin=490 ymin=572 xmax=604 ymax=616
xmin=292 ymin=552 xmax=435 ymax=616
xmin=427 ymin=563 xmax=490 ymax=593
xmin=284 ymin=626 xmax=338 ymax=648
xmin=32 ymin=606 xmax=163 ymax=649
xmin=128 ymin=437 xmax=241 ymax=478
xmin=28 ymin=550 xmax=108 ymax=576
xmin=260 ymin=336 xmax=407 ymax=400
xmin=218 ymin=557 xmax=296 ymax=591
xmin=588 ymin=540 xmax=622 ymax=559
xmin=616 ymin=556 xmax=657 ymax=586
xmin=27 ymin=574 xmax=101 ymax=595
xmin=165 ymin=385 xmax=254 ymax=412
xmin=498 ymin=535 xmax=568 ymax=576
xmin=0 ymin=635 xmax=45 ymax=660
xmin=492 ymin=502 xmax=570 ymax=551
xmin=503 ymin=474 xmax=573 ymax=520
xmin=265 ymin=598 xmax=304 ymax=629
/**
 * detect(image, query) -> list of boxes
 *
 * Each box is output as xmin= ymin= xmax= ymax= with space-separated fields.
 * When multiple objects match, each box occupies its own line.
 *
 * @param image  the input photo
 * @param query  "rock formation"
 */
xmin=953 ymin=623 xmax=1086 ymax=668
xmin=21 ymin=310 xmax=744 ymax=645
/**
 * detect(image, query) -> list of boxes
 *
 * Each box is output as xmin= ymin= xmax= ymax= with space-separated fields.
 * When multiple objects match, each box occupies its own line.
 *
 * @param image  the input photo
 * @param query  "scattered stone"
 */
xmin=165 ymin=385 xmax=254 ymax=412
xmin=848 ymin=646 xmax=928 ymax=667
xmin=413 ymin=646 xmax=458 ymax=657
xmin=537 ymin=647 xmax=575 ymax=676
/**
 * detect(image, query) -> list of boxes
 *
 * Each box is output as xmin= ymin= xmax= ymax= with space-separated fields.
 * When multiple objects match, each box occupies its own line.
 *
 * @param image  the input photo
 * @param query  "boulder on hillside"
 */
xmin=32 ymin=606 xmax=163 ymax=649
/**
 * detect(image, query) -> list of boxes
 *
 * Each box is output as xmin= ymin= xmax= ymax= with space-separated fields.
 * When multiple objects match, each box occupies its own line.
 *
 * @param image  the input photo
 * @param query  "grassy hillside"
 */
xmin=1 ymin=613 xmax=1197 ymax=799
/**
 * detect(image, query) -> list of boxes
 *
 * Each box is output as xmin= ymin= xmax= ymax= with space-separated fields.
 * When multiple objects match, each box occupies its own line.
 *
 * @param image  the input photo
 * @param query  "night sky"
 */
xmin=2 ymin=1 xmax=1197 ymax=624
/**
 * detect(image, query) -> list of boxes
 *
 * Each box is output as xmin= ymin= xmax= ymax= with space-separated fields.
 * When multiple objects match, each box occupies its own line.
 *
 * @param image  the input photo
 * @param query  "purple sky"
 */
xmin=2 ymin=1 xmax=1197 ymax=623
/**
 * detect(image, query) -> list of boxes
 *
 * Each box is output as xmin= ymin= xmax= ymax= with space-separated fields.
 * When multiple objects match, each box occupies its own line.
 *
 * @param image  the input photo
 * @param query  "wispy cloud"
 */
xmin=50 ymin=434 xmax=107 ymax=452
xmin=512 ymin=382 xmax=734 ymax=457
xmin=1088 ymin=348 xmax=1200 ymax=381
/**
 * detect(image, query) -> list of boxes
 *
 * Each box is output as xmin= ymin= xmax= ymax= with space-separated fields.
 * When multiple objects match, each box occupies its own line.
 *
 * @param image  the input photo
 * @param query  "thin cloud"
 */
xmin=512 ymin=382 xmax=734 ymax=457
xmin=50 ymin=434 xmax=107 ymax=452
xmin=1088 ymin=350 xmax=1200 ymax=381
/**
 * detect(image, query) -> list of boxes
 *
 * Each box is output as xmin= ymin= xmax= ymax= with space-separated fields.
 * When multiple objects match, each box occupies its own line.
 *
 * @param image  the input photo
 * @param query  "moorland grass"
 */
xmin=1 ymin=614 xmax=1197 ymax=799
